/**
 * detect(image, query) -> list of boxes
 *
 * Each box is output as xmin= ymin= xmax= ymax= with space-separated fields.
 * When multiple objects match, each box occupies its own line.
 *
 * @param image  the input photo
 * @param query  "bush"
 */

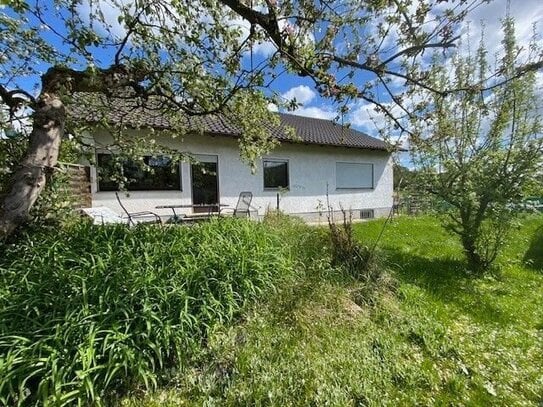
xmin=0 ymin=218 xmax=294 ymax=406
xmin=328 ymin=210 xmax=377 ymax=280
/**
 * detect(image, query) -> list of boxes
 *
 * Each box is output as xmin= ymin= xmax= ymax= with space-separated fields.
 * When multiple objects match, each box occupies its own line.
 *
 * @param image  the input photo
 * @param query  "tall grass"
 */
xmin=125 ymin=215 xmax=543 ymax=406
xmin=0 ymin=218 xmax=294 ymax=406
xmin=262 ymin=211 xmax=331 ymax=273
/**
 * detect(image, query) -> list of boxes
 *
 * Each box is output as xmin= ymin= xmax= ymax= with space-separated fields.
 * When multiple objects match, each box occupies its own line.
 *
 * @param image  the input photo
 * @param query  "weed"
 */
xmin=328 ymin=208 xmax=379 ymax=281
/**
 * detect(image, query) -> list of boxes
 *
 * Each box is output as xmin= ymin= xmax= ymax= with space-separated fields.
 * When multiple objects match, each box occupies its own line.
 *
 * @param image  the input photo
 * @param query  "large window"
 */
xmin=97 ymin=154 xmax=181 ymax=191
xmin=336 ymin=162 xmax=373 ymax=189
xmin=263 ymin=159 xmax=289 ymax=189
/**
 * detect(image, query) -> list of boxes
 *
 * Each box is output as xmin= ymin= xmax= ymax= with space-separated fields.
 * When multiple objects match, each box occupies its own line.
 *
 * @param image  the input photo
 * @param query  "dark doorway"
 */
xmin=191 ymin=157 xmax=219 ymax=213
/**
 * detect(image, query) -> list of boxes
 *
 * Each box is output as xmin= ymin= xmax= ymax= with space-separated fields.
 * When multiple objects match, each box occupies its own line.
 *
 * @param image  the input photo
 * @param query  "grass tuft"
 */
xmin=524 ymin=225 xmax=543 ymax=271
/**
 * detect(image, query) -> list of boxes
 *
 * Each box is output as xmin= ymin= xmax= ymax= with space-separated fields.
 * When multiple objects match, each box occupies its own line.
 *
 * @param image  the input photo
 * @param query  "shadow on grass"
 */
xmin=385 ymin=250 xmax=515 ymax=326
xmin=523 ymin=226 xmax=543 ymax=271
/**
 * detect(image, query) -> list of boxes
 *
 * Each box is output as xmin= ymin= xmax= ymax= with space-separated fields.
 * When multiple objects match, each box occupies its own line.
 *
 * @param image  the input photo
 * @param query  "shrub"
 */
xmin=328 ymin=210 xmax=376 ymax=280
xmin=0 ymin=218 xmax=294 ymax=406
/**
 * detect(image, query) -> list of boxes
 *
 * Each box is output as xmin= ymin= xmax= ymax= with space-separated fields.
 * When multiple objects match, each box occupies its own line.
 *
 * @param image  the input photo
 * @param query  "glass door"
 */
xmin=191 ymin=155 xmax=219 ymax=213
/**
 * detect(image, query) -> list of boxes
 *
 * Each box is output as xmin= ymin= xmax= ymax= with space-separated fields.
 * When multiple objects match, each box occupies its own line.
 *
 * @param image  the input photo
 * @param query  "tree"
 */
xmin=1 ymin=0 xmax=542 ymax=238
xmin=408 ymin=18 xmax=543 ymax=271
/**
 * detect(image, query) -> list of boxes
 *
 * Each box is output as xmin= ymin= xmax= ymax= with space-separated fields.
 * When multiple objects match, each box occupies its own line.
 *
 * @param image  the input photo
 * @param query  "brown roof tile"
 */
xmin=69 ymin=93 xmax=389 ymax=151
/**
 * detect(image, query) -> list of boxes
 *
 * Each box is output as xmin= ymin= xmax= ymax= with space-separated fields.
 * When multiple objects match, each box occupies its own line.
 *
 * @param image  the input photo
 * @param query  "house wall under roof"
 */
xmin=87 ymin=128 xmax=393 ymax=222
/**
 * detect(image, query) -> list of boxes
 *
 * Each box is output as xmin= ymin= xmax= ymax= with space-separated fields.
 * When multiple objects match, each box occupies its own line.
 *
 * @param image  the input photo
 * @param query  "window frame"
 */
xmin=96 ymin=152 xmax=182 ymax=192
xmin=262 ymin=158 xmax=290 ymax=191
xmin=335 ymin=161 xmax=374 ymax=190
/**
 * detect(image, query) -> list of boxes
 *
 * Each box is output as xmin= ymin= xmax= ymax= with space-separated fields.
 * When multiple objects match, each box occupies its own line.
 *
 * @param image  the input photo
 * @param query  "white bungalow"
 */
xmin=72 ymin=98 xmax=394 ymax=222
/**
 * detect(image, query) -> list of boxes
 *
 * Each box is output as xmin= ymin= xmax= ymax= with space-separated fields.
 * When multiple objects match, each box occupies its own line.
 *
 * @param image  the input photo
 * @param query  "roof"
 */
xmin=275 ymin=113 xmax=388 ymax=150
xmin=68 ymin=93 xmax=390 ymax=151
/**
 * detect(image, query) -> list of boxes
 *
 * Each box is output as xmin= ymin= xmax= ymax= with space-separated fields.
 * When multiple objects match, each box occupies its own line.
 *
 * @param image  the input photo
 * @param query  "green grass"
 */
xmin=0 ymin=218 xmax=296 ymax=406
xmin=126 ymin=215 xmax=543 ymax=406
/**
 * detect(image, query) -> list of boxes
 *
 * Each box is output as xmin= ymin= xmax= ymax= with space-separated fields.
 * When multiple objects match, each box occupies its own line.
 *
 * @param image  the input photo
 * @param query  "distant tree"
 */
xmin=1 ymin=0 xmax=542 ymax=239
xmin=408 ymin=18 xmax=543 ymax=271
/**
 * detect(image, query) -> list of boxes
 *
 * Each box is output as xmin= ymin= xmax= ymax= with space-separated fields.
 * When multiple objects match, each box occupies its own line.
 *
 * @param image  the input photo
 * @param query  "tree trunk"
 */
xmin=0 ymin=93 xmax=65 ymax=239
xmin=461 ymin=231 xmax=484 ymax=272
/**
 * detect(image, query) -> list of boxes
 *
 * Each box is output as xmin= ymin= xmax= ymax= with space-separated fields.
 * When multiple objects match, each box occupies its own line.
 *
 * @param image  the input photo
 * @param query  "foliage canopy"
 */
xmin=408 ymin=18 xmax=543 ymax=270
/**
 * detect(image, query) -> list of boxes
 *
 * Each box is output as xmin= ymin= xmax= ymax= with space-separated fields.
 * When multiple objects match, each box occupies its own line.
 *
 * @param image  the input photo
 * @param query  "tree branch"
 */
xmin=219 ymin=0 xmax=283 ymax=48
xmin=357 ymin=93 xmax=413 ymax=137
xmin=378 ymin=36 xmax=460 ymax=68
xmin=40 ymin=65 xmax=148 ymax=95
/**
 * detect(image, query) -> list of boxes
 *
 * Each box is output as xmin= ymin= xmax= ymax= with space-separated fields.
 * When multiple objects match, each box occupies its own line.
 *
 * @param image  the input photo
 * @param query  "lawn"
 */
xmin=127 ymin=215 xmax=543 ymax=406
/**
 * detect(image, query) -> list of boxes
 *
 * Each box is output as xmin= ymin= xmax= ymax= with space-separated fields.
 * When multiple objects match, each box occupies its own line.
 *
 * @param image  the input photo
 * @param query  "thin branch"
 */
xmin=220 ymin=0 xmax=283 ymax=48
xmin=32 ymin=0 xmax=93 ymax=60
xmin=358 ymin=93 xmax=413 ymax=137
xmin=378 ymin=36 xmax=460 ymax=68
xmin=114 ymin=7 xmax=147 ymax=65
xmin=376 ymin=74 xmax=412 ymax=118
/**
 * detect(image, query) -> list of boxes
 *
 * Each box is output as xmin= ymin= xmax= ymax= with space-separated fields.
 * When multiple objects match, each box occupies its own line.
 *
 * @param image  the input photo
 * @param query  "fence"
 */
xmin=57 ymin=163 xmax=92 ymax=208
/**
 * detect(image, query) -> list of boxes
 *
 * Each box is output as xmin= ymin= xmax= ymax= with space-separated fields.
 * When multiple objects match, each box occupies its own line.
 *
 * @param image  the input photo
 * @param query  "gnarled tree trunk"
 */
xmin=0 ymin=93 xmax=65 ymax=238
xmin=0 ymin=64 xmax=145 ymax=240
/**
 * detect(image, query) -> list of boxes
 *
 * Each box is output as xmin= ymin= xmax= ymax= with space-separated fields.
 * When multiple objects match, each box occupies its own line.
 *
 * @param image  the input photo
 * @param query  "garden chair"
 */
xmin=115 ymin=192 xmax=162 ymax=226
xmin=220 ymin=191 xmax=253 ymax=218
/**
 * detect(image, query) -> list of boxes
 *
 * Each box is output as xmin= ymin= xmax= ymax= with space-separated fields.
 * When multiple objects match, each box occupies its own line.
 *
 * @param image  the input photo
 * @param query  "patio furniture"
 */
xmin=155 ymin=203 xmax=229 ymax=223
xmin=524 ymin=197 xmax=543 ymax=213
xmin=220 ymin=191 xmax=253 ymax=218
xmin=115 ymin=192 xmax=162 ymax=226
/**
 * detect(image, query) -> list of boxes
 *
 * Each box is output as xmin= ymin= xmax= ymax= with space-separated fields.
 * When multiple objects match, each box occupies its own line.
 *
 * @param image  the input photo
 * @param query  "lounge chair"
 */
xmin=115 ymin=192 xmax=162 ymax=226
xmin=220 ymin=191 xmax=253 ymax=218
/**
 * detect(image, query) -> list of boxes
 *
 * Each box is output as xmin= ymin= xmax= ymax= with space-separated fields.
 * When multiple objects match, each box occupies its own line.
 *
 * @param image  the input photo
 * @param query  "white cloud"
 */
xmin=267 ymin=103 xmax=279 ymax=112
xmin=458 ymin=0 xmax=543 ymax=62
xmin=281 ymin=85 xmax=316 ymax=105
xmin=289 ymin=106 xmax=336 ymax=120
xmin=279 ymin=85 xmax=335 ymax=121
xmin=232 ymin=11 xmax=314 ymax=58
xmin=348 ymin=100 xmax=393 ymax=132
xmin=231 ymin=16 xmax=277 ymax=57
xmin=252 ymin=41 xmax=277 ymax=57
xmin=77 ymin=0 xmax=127 ymax=39
xmin=347 ymin=99 xmax=410 ymax=146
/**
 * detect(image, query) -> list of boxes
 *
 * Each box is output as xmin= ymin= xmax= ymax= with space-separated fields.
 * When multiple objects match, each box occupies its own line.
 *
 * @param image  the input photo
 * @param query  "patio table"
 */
xmin=155 ymin=203 xmax=229 ymax=222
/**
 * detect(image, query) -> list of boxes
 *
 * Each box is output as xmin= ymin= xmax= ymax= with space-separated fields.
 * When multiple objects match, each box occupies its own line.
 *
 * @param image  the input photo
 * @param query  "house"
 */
xmin=70 ymin=95 xmax=394 ymax=222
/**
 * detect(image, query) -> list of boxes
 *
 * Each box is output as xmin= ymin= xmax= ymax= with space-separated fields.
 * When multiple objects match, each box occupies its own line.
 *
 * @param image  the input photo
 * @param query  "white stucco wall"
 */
xmin=89 ymin=129 xmax=393 ymax=221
